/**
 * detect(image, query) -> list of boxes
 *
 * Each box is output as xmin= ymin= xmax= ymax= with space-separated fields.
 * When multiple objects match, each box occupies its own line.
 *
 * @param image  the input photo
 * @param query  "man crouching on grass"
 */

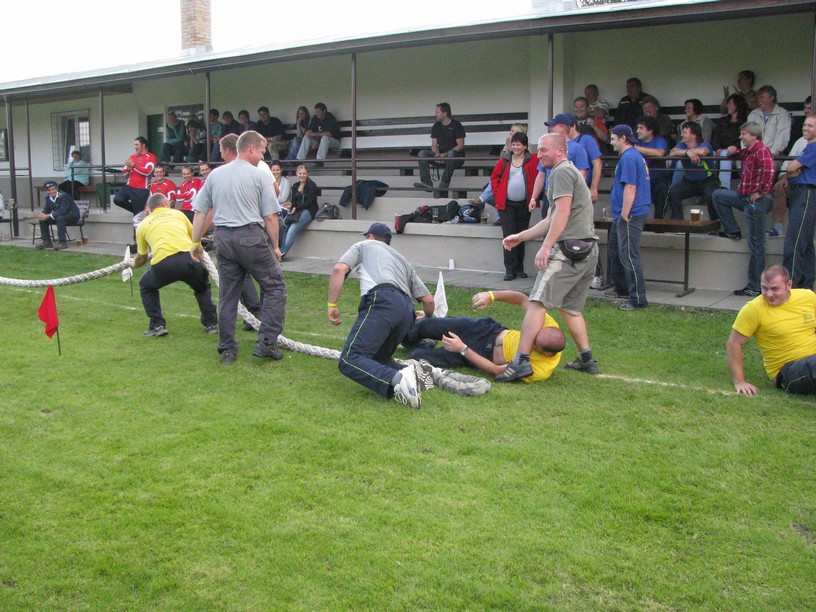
xmin=727 ymin=264 xmax=816 ymax=395
xmin=131 ymin=193 xmax=218 ymax=337
xmin=328 ymin=223 xmax=434 ymax=409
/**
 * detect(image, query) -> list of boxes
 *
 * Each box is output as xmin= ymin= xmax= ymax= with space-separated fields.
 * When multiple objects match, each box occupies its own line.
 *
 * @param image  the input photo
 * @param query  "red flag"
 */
xmin=38 ymin=286 xmax=59 ymax=339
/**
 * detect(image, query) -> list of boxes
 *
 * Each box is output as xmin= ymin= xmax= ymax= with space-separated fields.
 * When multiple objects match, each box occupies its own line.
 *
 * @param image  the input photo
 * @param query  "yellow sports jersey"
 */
xmin=502 ymin=313 xmax=562 ymax=382
xmin=733 ymin=289 xmax=816 ymax=379
xmin=136 ymin=207 xmax=194 ymax=265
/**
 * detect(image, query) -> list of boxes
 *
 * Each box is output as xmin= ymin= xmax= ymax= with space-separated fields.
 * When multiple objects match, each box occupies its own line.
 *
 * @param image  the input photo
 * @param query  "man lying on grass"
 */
xmin=727 ymin=264 xmax=816 ymax=395
xmin=404 ymin=290 xmax=565 ymax=383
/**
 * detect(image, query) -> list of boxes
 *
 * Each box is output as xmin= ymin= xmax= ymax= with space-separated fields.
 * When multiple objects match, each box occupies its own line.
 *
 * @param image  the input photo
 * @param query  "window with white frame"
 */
xmin=51 ymin=110 xmax=91 ymax=170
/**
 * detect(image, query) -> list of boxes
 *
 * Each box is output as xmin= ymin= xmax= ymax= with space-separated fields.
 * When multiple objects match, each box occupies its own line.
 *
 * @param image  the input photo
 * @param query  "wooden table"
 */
xmin=594 ymin=218 xmax=721 ymax=297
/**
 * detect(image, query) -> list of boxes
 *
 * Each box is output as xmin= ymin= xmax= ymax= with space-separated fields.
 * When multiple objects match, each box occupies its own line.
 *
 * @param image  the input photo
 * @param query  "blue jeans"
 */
xmin=281 ymin=209 xmax=314 ymax=255
xmin=339 ymin=286 xmax=415 ymax=398
xmin=777 ymin=354 xmax=816 ymax=395
xmin=712 ymin=188 xmax=772 ymax=292
xmin=405 ymin=316 xmax=506 ymax=369
xmin=297 ymin=135 xmax=340 ymax=160
xmin=783 ymin=185 xmax=816 ymax=289
xmin=213 ymin=224 xmax=287 ymax=353
xmin=285 ymin=137 xmax=302 ymax=161
xmin=418 ymin=149 xmax=465 ymax=185
xmin=608 ymin=214 xmax=648 ymax=307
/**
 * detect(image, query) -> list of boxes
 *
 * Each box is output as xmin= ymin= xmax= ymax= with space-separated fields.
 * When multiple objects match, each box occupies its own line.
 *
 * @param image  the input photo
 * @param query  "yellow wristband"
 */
xmin=489 ymin=291 xmax=495 ymax=302
xmin=192 ymin=241 xmax=201 ymax=246
xmin=327 ymin=302 xmax=338 ymax=308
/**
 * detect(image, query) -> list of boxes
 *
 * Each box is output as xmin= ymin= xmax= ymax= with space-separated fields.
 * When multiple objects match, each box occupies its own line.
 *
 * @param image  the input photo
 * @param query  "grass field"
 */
xmin=1 ymin=245 xmax=815 ymax=609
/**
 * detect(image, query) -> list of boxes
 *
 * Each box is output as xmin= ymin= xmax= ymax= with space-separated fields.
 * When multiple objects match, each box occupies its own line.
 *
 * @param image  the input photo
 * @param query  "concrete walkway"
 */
xmin=3 ymin=237 xmax=751 ymax=312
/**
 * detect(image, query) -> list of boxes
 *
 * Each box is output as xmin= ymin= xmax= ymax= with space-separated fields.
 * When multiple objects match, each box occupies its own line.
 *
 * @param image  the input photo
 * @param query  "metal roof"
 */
xmin=1 ymin=0 xmax=812 ymax=104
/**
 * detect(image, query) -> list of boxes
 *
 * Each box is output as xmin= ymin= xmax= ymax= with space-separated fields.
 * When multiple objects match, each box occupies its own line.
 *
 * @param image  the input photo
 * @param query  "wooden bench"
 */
xmin=30 ymin=201 xmax=90 ymax=246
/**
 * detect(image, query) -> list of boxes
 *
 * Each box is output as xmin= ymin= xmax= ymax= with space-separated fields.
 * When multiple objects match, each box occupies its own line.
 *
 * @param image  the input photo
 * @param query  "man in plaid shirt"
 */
xmin=711 ymin=121 xmax=776 ymax=297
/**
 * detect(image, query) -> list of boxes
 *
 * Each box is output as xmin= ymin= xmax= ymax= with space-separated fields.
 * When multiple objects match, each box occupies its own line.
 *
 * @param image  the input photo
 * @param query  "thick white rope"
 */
xmin=200 ymin=251 xmax=491 ymax=396
xmin=0 ymin=261 xmax=130 ymax=287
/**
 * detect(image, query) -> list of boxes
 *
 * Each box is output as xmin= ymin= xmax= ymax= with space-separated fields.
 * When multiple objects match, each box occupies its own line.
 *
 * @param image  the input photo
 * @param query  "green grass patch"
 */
xmin=1 ymin=246 xmax=814 ymax=608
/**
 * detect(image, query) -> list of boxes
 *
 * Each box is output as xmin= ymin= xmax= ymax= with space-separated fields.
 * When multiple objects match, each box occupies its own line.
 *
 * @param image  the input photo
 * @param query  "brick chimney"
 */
xmin=180 ymin=0 xmax=212 ymax=55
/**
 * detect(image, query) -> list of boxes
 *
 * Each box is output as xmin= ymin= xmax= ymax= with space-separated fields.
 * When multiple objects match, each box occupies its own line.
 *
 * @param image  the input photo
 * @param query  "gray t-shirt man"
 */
xmin=339 ymin=239 xmax=430 ymax=298
xmin=192 ymin=159 xmax=280 ymax=225
xmin=547 ymin=159 xmax=596 ymax=242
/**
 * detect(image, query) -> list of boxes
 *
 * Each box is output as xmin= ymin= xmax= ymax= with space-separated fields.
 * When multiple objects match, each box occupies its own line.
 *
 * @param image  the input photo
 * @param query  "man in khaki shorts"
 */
xmin=497 ymin=133 xmax=599 ymax=381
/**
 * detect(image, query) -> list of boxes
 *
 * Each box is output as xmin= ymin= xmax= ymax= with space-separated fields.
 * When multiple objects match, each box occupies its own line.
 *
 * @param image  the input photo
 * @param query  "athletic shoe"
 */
xmin=468 ymin=197 xmax=484 ymax=206
xmin=132 ymin=210 xmax=148 ymax=226
xmin=604 ymin=289 xmax=629 ymax=299
xmin=411 ymin=359 xmax=435 ymax=392
xmin=767 ymin=227 xmax=784 ymax=238
xmin=393 ymin=365 xmax=421 ymax=409
xmin=590 ymin=276 xmax=603 ymax=290
xmin=718 ymin=230 xmax=742 ymax=240
xmin=413 ymin=182 xmax=433 ymax=192
xmin=53 ymin=241 xmax=69 ymax=251
xmin=495 ymin=360 xmax=533 ymax=382
xmin=220 ymin=349 xmax=238 ymax=365
xmin=733 ymin=287 xmax=761 ymax=297
xmin=35 ymin=241 xmax=53 ymax=250
xmin=252 ymin=342 xmax=284 ymax=360
xmin=143 ymin=326 xmax=169 ymax=337
xmin=443 ymin=217 xmax=460 ymax=224
xmin=503 ymin=273 xmax=517 ymax=281
xmin=242 ymin=320 xmax=256 ymax=331
xmin=564 ymin=355 xmax=599 ymax=375
xmin=618 ymin=302 xmax=647 ymax=311
xmin=517 ymin=272 xmax=528 ymax=279
xmin=204 ymin=324 xmax=218 ymax=335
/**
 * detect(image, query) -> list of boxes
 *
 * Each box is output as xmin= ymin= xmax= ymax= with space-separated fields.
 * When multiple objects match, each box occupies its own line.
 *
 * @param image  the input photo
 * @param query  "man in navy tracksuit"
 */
xmin=327 ymin=223 xmax=435 ymax=409
xmin=36 ymin=181 xmax=80 ymax=251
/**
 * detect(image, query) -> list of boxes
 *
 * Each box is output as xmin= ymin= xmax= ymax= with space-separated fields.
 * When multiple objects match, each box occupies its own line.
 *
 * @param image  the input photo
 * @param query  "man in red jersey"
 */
xmin=114 ymin=136 xmax=158 ymax=226
xmin=149 ymin=164 xmax=177 ymax=204
xmin=176 ymin=165 xmax=204 ymax=222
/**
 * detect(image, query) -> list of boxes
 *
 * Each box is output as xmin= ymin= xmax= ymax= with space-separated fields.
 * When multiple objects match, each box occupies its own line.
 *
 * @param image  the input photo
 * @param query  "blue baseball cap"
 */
xmin=546 ymin=113 xmax=576 ymax=127
xmin=363 ymin=223 xmax=392 ymax=239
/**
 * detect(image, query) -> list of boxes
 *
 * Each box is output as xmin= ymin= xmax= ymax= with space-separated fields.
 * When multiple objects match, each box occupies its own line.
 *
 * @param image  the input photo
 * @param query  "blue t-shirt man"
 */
xmin=789 ymin=142 xmax=816 ymax=186
xmin=611 ymin=146 xmax=651 ymax=218
xmin=674 ymin=141 xmax=717 ymax=183
xmin=636 ymin=135 xmax=670 ymax=181
xmin=574 ymin=133 xmax=602 ymax=187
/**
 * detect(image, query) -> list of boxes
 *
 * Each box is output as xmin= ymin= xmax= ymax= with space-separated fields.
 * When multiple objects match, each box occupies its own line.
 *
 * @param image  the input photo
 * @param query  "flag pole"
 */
xmin=55 ymin=327 xmax=62 ymax=356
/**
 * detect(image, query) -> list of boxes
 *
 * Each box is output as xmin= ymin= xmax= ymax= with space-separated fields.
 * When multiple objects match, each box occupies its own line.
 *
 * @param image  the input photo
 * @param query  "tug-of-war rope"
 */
xmin=1 ymin=253 xmax=490 ymax=396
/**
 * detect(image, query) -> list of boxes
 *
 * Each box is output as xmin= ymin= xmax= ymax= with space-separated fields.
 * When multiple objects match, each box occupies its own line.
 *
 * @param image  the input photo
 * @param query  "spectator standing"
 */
xmin=327 ymin=223 xmax=435 ymax=409
xmin=782 ymin=113 xmax=816 ymax=289
xmin=58 ymin=150 xmax=90 ymax=199
xmin=296 ymin=102 xmax=341 ymax=162
xmin=668 ymin=122 xmax=720 ymax=220
xmin=256 ymin=106 xmax=287 ymax=160
xmin=413 ymin=102 xmax=466 ymax=199
xmin=161 ymin=111 xmax=186 ymax=164
xmin=113 ymin=136 xmax=157 ymax=226
xmin=712 ymin=93 xmax=749 ymax=189
xmin=191 ymin=130 xmax=286 ymax=365
xmin=711 ymin=121 xmax=776 ymax=297
xmin=131 ymin=192 xmax=218 ymax=338
xmin=727 ymin=265 xmax=816 ymax=395
xmin=721 ymin=70 xmax=759 ymax=113
xmin=35 ymin=181 xmax=79 ymax=251
xmin=747 ymin=85 xmax=791 ymax=156
xmin=605 ymin=125 xmax=651 ymax=310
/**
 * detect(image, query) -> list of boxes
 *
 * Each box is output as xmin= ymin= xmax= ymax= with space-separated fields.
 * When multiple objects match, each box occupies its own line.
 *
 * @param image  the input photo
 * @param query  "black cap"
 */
xmin=43 ymin=181 xmax=58 ymax=189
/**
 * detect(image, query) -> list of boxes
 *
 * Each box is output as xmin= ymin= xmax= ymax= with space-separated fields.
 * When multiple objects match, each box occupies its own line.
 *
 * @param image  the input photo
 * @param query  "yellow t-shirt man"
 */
xmin=732 ymin=289 xmax=816 ymax=379
xmin=502 ymin=313 xmax=562 ymax=383
xmin=136 ymin=207 xmax=194 ymax=265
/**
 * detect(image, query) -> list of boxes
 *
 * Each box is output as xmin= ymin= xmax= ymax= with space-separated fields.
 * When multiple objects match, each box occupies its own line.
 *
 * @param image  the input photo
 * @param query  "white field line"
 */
xmin=597 ymin=373 xmax=734 ymax=396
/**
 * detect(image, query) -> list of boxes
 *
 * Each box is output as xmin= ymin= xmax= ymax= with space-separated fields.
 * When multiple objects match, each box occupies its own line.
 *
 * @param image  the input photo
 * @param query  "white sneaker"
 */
xmin=590 ymin=276 xmax=603 ymax=290
xmin=132 ymin=210 xmax=148 ymax=226
xmin=393 ymin=365 xmax=421 ymax=409
xmin=408 ymin=359 xmax=435 ymax=391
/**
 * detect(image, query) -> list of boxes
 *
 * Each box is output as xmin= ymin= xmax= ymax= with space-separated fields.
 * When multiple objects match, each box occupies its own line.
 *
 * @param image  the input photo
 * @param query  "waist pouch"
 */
xmin=557 ymin=239 xmax=594 ymax=262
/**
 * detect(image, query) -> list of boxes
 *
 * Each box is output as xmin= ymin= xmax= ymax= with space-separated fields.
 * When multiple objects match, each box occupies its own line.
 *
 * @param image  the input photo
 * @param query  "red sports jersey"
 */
xmin=150 ymin=178 xmax=177 ymax=201
xmin=177 ymin=177 xmax=204 ymax=211
xmin=124 ymin=152 xmax=158 ymax=189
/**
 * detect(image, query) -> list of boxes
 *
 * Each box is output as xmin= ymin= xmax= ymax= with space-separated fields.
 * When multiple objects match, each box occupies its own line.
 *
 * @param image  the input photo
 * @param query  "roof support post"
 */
xmin=4 ymin=96 xmax=19 ymax=235
xmin=351 ymin=52 xmax=358 ymax=220
xmin=547 ymin=33 xmax=554 ymax=119
xmin=25 ymin=98 xmax=33 ymax=219
xmin=205 ymin=71 xmax=212 ymax=162
xmin=99 ymin=89 xmax=109 ymax=211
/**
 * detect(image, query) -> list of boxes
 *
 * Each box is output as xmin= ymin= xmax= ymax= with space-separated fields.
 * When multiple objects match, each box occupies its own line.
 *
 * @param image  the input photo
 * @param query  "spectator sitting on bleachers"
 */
xmin=296 ymin=102 xmax=341 ymax=162
xmin=614 ymin=77 xmax=650 ymax=129
xmin=184 ymin=119 xmax=206 ymax=162
xmin=787 ymin=96 xmax=811 ymax=153
xmin=634 ymin=115 xmax=671 ymax=219
xmin=413 ymin=101 xmax=466 ymax=199
xmin=712 ymin=93 xmax=749 ymax=189
xmin=177 ymin=165 xmax=204 ymax=222
xmin=149 ymin=164 xmax=177 ymax=203
xmin=161 ymin=111 xmax=186 ymax=164
xmin=209 ymin=109 xmax=225 ymax=162
xmin=747 ymin=85 xmax=791 ymax=156
xmin=256 ymin=106 xmax=288 ymax=160
xmin=237 ymin=110 xmax=257 ymax=134
xmin=584 ymin=84 xmax=610 ymax=124
xmin=573 ymin=96 xmax=609 ymax=147
xmin=285 ymin=106 xmax=311 ymax=161
xmin=640 ymin=96 xmax=674 ymax=144
xmin=678 ymin=98 xmax=714 ymax=144
xmin=720 ymin=70 xmax=758 ymax=114
xmin=36 ymin=181 xmax=80 ymax=251
xmin=668 ymin=121 xmax=720 ymax=220
xmin=58 ymin=150 xmax=90 ymax=199
xmin=221 ymin=111 xmax=241 ymax=137
xmin=281 ymin=164 xmax=319 ymax=259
